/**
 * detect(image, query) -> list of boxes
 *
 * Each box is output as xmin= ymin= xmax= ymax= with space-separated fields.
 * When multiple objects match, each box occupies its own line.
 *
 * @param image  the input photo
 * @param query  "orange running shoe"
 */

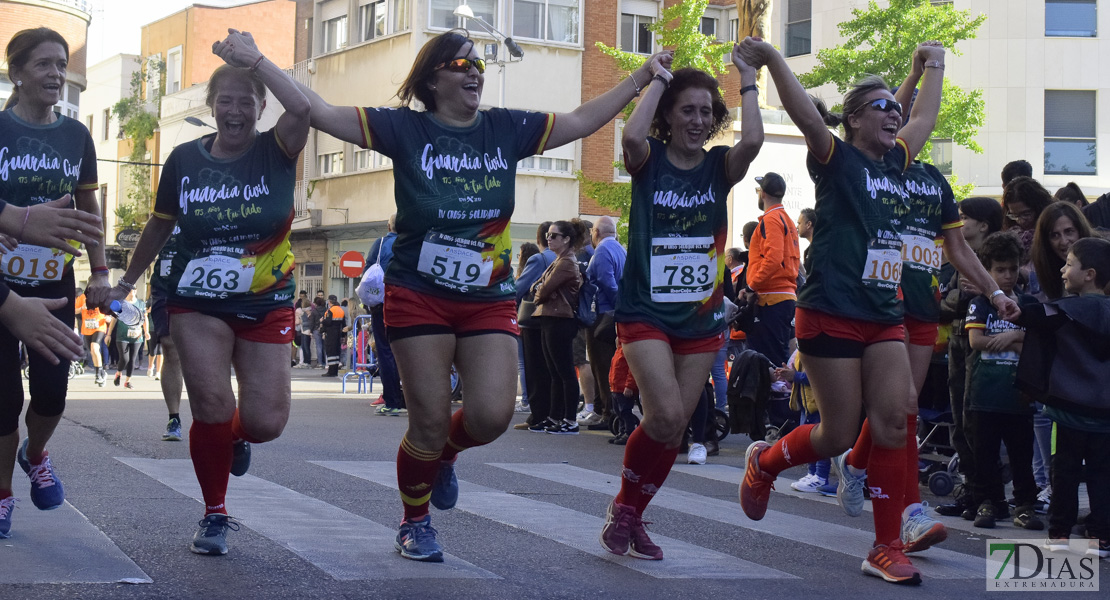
xmin=862 ymin=541 xmax=922 ymax=585
xmin=738 ymin=441 xmax=774 ymax=521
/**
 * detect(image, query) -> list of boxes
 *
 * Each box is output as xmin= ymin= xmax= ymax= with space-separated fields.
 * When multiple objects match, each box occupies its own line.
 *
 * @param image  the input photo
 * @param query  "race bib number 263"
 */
xmin=176 ymin=254 xmax=255 ymax=298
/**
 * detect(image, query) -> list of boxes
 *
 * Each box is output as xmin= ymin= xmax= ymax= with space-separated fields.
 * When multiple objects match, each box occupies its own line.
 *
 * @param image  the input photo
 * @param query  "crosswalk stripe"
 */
xmin=671 ymin=464 xmax=1053 ymax=539
xmin=0 ymin=474 xmax=151 ymax=584
xmin=490 ymin=462 xmax=985 ymax=579
xmin=117 ymin=458 xmax=496 ymax=580
xmin=314 ymin=460 xmax=794 ymax=580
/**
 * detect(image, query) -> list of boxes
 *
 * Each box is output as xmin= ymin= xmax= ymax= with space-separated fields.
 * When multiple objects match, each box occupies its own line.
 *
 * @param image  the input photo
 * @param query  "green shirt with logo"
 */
xmin=901 ymin=161 xmax=961 ymax=323
xmin=615 ymin=138 xmax=730 ymax=339
xmin=357 ymin=107 xmax=554 ymax=302
xmin=965 ymin=293 xmax=1037 ymax=414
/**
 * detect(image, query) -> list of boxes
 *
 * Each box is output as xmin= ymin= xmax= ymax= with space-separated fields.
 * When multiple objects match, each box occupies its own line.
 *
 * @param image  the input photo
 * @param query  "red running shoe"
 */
xmin=628 ymin=514 xmax=663 ymax=560
xmin=738 ymin=441 xmax=774 ymax=521
xmin=599 ymin=501 xmax=636 ymax=556
xmin=371 ymin=395 xmax=385 ymax=406
xmin=862 ymin=541 xmax=922 ymax=585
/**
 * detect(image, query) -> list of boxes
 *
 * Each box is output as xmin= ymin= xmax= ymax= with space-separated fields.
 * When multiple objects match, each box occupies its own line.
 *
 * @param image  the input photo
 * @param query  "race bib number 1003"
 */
xmin=0 ymin=245 xmax=66 ymax=282
xmin=650 ymin=237 xmax=716 ymax=303
xmin=417 ymin=231 xmax=494 ymax=292
xmin=176 ymin=253 xmax=255 ymax=298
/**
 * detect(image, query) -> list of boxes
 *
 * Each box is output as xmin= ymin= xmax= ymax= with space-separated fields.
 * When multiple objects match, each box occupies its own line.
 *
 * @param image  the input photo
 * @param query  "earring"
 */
xmin=430 ymin=85 xmax=437 ymax=90
xmin=15 ymin=80 xmax=21 ymax=86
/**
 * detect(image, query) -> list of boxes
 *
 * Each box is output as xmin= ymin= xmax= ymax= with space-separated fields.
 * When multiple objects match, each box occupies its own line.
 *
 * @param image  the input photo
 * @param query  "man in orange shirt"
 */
xmin=742 ymin=173 xmax=800 ymax=368
xmin=75 ymin=288 xmax=109 ymax=386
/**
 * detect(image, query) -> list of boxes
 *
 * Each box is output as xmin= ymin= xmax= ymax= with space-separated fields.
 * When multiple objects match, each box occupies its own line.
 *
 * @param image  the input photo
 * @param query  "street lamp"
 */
xmin=184 ymin=116 xmax=216 ymax=129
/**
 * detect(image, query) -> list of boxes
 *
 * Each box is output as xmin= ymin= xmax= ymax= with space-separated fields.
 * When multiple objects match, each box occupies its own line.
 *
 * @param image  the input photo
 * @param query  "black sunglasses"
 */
xmin=434 ymin=57 xmax=486 ymax=74
xmin=856 ymin=98 xmax=903 ymax=116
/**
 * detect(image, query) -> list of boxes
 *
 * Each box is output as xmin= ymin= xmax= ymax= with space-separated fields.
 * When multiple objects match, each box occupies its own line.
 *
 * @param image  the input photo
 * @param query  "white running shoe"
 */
xmin=790 ymin=474 xmax=827 ymax=493
xmin=901 ymin=502 xmax=947 ymax=553
xmin=577 ymin=411 xmax=604 ymax=426
xmin=833 ymin=450 xmax=867 ymax=517
xmin=688 ymin=443 xmax=707 ymax=465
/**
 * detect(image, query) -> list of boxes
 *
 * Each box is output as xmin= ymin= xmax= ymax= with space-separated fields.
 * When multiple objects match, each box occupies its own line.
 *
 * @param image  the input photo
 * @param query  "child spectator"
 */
xmin=776 ymin=350 xmax=834 ymax=494
xmin=1015 ymin=237 xmax=1110 ymax=558
xmin=964 ymin=232 xmax=1044 ymax=530
xmin=608 ymin=340 xmax=639 ymax=446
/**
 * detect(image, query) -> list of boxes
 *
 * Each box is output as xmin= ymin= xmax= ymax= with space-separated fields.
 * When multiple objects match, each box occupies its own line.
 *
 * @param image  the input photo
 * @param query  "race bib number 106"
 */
xmin=862 ymin=247 xmax=902 ymax=287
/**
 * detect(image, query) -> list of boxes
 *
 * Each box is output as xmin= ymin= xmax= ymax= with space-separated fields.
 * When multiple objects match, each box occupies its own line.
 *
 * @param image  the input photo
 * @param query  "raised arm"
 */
xmin=738 ymin=37 xmax=832 ymax=154
xmin=546 ymin=51 xmax=673 ymax=151
xmin=897 ymin=42 xmax=945 ymax=160
xmin=725 ymin=45 xmax=764 ymax=184
xmin=621 ymin=54 xmax=672 ymax=172
xmin=212 ymin=29 xmax=311 ymax=157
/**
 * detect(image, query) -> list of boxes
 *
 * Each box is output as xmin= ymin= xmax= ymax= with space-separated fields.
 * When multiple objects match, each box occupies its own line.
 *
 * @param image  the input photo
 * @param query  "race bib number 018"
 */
xmin=650 ymin=237 xmax=716 ymax=303
xmin=417 ymin=231 xmax=493 ymax=292
xmin=862 ymin=247 xmax=902 ymax=287
xmin=0 ymin=245 xmax=66 ymax=282
xmin=176 ymin=254 xmax=255 ymax=298
xmin=901 ymin=234 xmax=942 ymax=274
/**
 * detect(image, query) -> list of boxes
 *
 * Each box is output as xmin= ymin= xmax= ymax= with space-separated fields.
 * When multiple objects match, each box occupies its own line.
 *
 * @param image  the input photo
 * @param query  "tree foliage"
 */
xmin=111 ymin=56 xmax=164 ymax=228
xmin=797 ymin=0 xmax=987 ymax=160
xmin=578 ymin=0 xmax=731 ymax=243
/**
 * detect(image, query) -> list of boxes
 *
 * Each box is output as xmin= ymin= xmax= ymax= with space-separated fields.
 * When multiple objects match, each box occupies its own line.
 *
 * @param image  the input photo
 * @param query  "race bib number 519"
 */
xmin=417 ymin=231 xmax=493 ymax=292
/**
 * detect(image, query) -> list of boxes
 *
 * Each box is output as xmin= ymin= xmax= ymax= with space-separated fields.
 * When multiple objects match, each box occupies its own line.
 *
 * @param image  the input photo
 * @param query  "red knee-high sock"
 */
xmin=847 ymin=419 xmax=872 ymax=470
xmin=615 ymin=427 xmax=668 ymax=508
xmin=635 ymin=444 xmax=681 ymax=515
xmin=868 ymin=444 xmax=907 ymax=546
xmin=397 ymin=435 xmax=442 ymax=522
xmin=440 ymin=409 xmax=490 ymax=463
xmin=904 ymin=414 xmax=921 ymax=505
xmin=757 ymin=424 xmax=820 ymax=476
xmin=190 ymin=420 xmax=234 ymax=515
xmin=231 ymin=408 xmax=264 ymax=444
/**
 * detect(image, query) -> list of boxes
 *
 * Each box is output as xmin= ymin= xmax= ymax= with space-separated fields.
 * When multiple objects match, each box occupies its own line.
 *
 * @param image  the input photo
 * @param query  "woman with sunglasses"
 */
xmin=598 ymin=46 xmax=765 ymax=560
xmin=829 ymin=69 xmax=1031 ymax=557
xmin=735 ymin=37 xmax=1019 ymax=585
xmin=294 ymin=29 xmax=669 ymax=563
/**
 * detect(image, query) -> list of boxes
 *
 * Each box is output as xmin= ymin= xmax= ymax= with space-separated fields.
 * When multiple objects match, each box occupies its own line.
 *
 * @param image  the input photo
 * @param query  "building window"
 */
xmin=614 ymin=120 xmax=630 ymax=180
xmin=323 ymin=15 xmax=348 ymax=52
xmin=102 ymin=108 xmax=110 ymax=141
xmin=1044 ymin=90 xmax=1096 ymax=175
xmin=512 ymin=0 xmax=580 ymax=44
xmin=359 ymin=1 xmax=387 ymax=41
xmin=431 ymin=0 xmax=495 ymax=29
xmin=53 ymin=83 xmax=79 ymax=119
xmin=392 ymin=0 xmax=410 ymax=31
xmin=785 ymin=0 xmax=811 ymax=57
xmin=620 ymin=14 xmax=655 ymax=54
xmin=929 ymin=139 xmax=953 ymax=175
xmin=85 ymin=114 xmax=93 ymax=133
xmin=517 ymin=156 xmax=572 ymax=173
xmin=318 ymin=152 xmax=345 ymax=175
xmin=166 ymin=47 xmax=182 ymax=93
xmin=729 ymin=17 xmax=739 ymax=42
xmin=1045 ymin=0 xmax=1097 ymax=37
xmin=354 ymin=148 xmax=393 ymax=170
xmin=700 ymin=16 xmax=717 ymax=39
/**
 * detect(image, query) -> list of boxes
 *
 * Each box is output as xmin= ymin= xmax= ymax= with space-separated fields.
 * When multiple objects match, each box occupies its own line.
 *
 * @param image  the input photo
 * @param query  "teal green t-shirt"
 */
xmin=357 ymin=107 xmax=554 ymax=301
xmin=614 ymin=138 xmax=730 ymax=339
xmin=901 ymin=161 xmax=961 ymax=323
xmin=965 ymin=293 xmax=1037 ymax=414
xmin=0 ymin=111 xmax=98 ymax=288
xmin=115 ymin=299 xmax=146 ymax=341
xmin=798 ymin=137 xmax=910 ymax=324
xmin=152 ymin=130 xmax=297 ymax=315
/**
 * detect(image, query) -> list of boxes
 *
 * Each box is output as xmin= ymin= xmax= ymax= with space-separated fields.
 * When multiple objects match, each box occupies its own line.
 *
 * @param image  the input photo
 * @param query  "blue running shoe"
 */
xmin=833 ymin=450 xmax=866 ymax=517
xmin=395 ymin=516 xmax=444 ymax=562
xmin=0 ymin=496 xmax=15 ymax=538
xmin=19 ymin=440 xmax=65 ymax=510
xmin=163 ymin=417 xmax=183 ymax=441
xmin=190 ymin=514 xmax=240 ymax=555
xmin=231 ymin=440 xmax=251 ymax=477
xmin=430 ymin=459 xmax=459 ymax=510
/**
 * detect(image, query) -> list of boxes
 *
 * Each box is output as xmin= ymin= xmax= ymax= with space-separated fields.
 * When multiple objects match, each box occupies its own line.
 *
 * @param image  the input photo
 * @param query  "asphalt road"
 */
xmin=1 ymin=369 xmax=1102 ymax=599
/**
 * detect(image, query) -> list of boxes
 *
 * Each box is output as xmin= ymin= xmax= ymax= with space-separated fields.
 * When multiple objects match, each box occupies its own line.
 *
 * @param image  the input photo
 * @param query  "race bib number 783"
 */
xmin=650 ymin=236 xmax=716 ymax=303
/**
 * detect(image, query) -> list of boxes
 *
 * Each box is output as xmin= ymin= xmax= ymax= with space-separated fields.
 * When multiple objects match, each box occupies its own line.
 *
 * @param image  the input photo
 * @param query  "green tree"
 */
xmin=112 ymin=56 xmax=165 ymax=229
xmin=577 ymin=0 xmax=733 ymax=243
xmin=796 ymin=0 xmax=986 ymax=198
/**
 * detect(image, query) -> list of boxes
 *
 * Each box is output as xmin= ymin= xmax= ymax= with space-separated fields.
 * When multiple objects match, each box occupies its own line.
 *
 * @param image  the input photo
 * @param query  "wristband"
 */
xmin=628 ymin=71 xmax=644 ymax=95
xmin=652 ymin=74 xmax=670 ymax=88
xmin=249 ymin=55 xmax=265 ymax=71
xmin=91 ymin=266 xmax=110 ymax=275
xmin=990 ymin=289 xmax=1005 ymax=301
xmin=116 ymin=279 xmax=136 ymax=291
xmin=740 ymin=84 xmax=758 ymax=95
xmin=924 ymin=60 xmax=944 ymax=69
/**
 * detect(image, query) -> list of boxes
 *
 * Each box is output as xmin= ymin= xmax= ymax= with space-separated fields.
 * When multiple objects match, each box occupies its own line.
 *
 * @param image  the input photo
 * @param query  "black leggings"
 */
xmin=0 ymin=278 xmax=74 ymax=436
xmin=116 ymin=339 xmax=141 ymax=377
xmin=540 ymin=316 xmax=580 ymax=422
